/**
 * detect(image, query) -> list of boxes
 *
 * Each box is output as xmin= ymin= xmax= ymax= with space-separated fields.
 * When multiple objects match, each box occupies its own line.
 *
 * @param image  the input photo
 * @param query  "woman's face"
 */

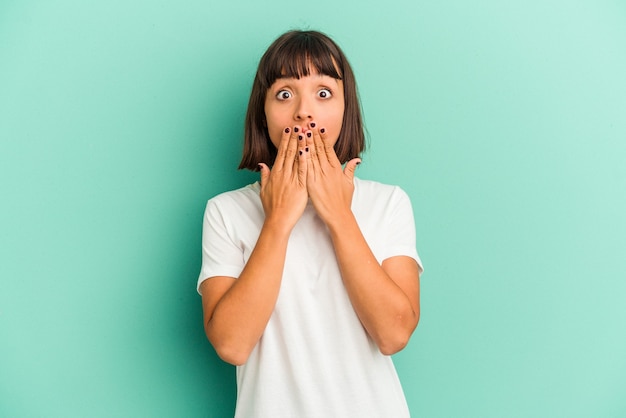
xmin=264 ymin=68 xmax=345 ymax=148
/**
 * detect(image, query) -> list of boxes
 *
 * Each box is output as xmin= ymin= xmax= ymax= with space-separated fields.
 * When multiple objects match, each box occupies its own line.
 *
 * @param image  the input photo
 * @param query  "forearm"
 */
xmin=206 ymin=220 xmax=290 ymax=365
xmin=327 ymin=212 xmax=418 ymax=355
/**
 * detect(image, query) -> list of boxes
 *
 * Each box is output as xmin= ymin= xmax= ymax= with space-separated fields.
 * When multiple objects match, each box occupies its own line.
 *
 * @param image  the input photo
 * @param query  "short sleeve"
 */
xmin=381 ymin=187 xmax=424 ymax=274
xmin=197 ymin=199 xmax=245 ymax=294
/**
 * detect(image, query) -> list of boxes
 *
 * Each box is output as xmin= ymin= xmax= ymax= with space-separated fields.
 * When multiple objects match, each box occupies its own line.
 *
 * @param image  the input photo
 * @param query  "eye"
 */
xmin=276 ymin=90 xmax=292 ymax=100
xmin=317 ymin=88 xmax=332 ymax=99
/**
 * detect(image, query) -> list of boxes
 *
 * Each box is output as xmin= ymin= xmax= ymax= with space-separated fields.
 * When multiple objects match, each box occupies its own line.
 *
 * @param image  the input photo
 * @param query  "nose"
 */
xmin=294 ymin=97 xmax=313 ymax=121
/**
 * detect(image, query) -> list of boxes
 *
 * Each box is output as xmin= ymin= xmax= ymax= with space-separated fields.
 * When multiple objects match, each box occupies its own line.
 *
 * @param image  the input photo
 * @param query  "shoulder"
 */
xmin=353 ymin=177 xmax=410 ymax=204
xmin=352 ymin=177 xmax=413 ymax=221
xmin=202 ymin=182 xmax=262 ymax=223
xmin=205 ymin=182 xmax=261 ymax=209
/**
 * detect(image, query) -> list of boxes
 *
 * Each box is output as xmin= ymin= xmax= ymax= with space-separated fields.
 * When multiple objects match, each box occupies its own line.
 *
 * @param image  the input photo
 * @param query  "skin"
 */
xmin=200 ymin=69 xmax=420 ymax=366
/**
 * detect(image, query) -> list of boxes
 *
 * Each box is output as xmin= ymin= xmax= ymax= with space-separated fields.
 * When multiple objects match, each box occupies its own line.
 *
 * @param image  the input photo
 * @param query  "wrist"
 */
xmin=324 ymin=209 xmax=357 ymax=234
xmin=262 ymin=215 xmax=296 ymax=238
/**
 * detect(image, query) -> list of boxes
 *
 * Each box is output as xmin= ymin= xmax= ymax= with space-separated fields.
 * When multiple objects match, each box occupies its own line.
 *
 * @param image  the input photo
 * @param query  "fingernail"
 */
xmin=306 ymin=132 xmax=312 ymax=138
xmin=299 ymin=150 xmax=303 ymax=155
xmin=257 ymin=163 xmax=263 ymax=170
xmin=294 ymin=127 xmax=299 ymax=132
xmin=310 ymin=122 xmax=316 ymax=128
xmin=320 ymin=128 xmax=325 ymax=134
xmin=284 ymin=127 xmax=290 ymax=133
xmin=298 ymin=135 xmax=303 ymax=140
xmin=305 ymin=147 xmax=309 ymax=152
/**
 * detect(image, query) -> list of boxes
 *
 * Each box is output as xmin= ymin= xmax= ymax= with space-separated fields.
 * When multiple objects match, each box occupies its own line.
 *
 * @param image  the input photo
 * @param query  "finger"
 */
xmin=306 ymin=145 xmax=315 ymax=184
xmin=343 ymin=158 xmax=361 ymax=182
xmin=305 ymin=130 xmax=321 ymax=173
xmin=295 ymin=126 xmax=306 ymax=160
xmin=273 ymin=127 xmax=292 ymax=171
xmin=319 ymin=127 xmax=341 ymax=166
xmin=296 ymin=145 xmax=308 ymax=186
xmin=258 ymin=163 xmax=270 ymax=188
xmin=311 ymin=128 xmax=327 ymax=167
xmin=291 ymin=131 xmax=306 ymax=175
xmin=284 ymin=125 xmax=302 ymax=175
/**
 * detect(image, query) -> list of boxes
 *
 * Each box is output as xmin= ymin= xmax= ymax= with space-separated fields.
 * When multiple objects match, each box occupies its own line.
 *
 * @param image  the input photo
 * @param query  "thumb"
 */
xmin=343 ymin=158 xmax=361 ymax=181
xmin=258 ymin=163 xmax=270 ymax=188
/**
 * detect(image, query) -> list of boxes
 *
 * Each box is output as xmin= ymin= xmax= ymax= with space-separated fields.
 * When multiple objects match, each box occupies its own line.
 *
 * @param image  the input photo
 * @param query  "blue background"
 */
xmin=1 ymin=1 xmax=625 ymax=416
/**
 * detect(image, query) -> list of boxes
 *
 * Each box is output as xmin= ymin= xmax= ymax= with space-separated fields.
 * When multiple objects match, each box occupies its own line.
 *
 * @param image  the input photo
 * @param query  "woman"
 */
xmin=198 ymin=30 xmax=423 ymax=417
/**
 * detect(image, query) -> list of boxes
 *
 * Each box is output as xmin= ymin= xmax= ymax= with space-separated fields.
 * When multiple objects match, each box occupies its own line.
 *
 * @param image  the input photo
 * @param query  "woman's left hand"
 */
xmin=304 ymin=124 xmax=419 ymax=356
xmin=304 ymin=125 xmax=361 ymax=227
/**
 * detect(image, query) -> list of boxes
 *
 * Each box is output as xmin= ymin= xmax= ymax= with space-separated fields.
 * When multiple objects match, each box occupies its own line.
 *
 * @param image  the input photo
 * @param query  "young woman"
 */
xmin=198 ymin=30 xmax=423 ymax=417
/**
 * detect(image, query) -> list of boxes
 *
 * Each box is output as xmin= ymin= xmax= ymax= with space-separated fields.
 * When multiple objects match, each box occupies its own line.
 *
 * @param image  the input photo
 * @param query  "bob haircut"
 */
xmin=238 ymin=30 xmax=365 ymax=170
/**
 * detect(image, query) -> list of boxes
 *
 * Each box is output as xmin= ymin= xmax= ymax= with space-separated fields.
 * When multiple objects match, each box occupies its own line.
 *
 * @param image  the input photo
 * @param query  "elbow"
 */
xmin=377 ymin=310 xmax=420 ymax=356
xmin=205 ymin=325 xmax=251 ymax=366
xmin=209 ymin=335 xmax=251 ymax=366
xmin=378 ymin=333 xmax=411 ymax=356
xmin=214 ymin=344 xmax=250 ymax=366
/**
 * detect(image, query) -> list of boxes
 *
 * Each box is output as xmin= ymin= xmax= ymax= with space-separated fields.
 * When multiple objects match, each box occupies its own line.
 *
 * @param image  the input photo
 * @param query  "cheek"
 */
xmin=266 ymin=106 xmax=289 ymax=122
xmin=266 ymin=126 xmax=282 ymax=149
xmin=267 ymin=121 xmax=285 ymax=148
xmin=263 ymin=109 xmax=282 ymax=147
xmin=335 ymin=109 xmax=345 ymax=128
xmin=328 ymin=107 xmax=345 ymax=139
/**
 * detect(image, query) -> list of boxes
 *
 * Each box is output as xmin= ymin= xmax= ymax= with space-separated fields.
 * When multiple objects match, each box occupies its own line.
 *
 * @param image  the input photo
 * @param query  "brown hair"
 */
xmin=238 ymin=30 xmax=365 ymax=170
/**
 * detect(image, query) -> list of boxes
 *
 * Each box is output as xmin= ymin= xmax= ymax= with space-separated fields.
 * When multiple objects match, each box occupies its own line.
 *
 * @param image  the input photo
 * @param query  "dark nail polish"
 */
xmin=305 ymin=147 xmax=309 ymax=152
xmin=310 ymin=122 xmax=316 ymax=128
xmin=298 ymin=135 xmax=303 ymax=140
xmin=294 ymin=127 xmax=299 ymax=132
xmin=320 ymin=128 xmax=325 ymax=134
xmin=284 ymin=127 xmax=290 ymax=133
xmin=306 ymin=132 xmax=312 ymax=138
xmin=299 ymin=150 xmax=303 ymax=155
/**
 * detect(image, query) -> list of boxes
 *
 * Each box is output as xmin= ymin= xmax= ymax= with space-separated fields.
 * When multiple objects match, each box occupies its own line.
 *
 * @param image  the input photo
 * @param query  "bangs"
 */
xmin=259 ymin=33 xmax=343 ymax=89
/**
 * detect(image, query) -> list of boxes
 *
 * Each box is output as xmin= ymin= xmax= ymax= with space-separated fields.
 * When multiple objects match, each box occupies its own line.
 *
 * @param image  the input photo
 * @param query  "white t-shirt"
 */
xmin=198 ymin=177 xmax=423 ymax=418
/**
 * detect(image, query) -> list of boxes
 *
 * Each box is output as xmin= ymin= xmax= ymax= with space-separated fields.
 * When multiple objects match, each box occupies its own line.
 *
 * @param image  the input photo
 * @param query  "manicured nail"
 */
xmin=356 ymin=161 xmax=361 ymax=165
xmin=310 ymin=122 xmax=316 ymax=128
xmin=298 ymin=134 xmax=303 ymax=140
xmin=257 ymin=163 xmax=263 ymax=170
xmin=284 ymin=127 xmax=290 ymax=133
xmin=294 ymin=127 xmax=299 ymax=132
xmin=305 ymin=147 xmax=309 ymax=152
xmin=299 ymin=150 xmax=303 ymax=155
xmin=306 ymin=132 xmax=312 ymax=138
xmin=320 ymin=128 xmax=325 ymax=134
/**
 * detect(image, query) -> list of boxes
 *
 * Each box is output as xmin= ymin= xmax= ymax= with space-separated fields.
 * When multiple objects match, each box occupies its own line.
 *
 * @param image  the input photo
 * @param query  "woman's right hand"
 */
xmin=258 ymin=126 xmax=308 ymax=232
xmin=202 ymin=127 xmax=308 ymax=365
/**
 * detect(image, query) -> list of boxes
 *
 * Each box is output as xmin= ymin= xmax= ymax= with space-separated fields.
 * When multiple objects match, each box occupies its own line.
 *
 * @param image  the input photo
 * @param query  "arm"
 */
xmin=200 ymin=126 xmax=307 ymax=366
xmin=327 ymin=217 xmax=420 ymax=355
xmin=305 ymin=126 xmax=420 ymax=355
